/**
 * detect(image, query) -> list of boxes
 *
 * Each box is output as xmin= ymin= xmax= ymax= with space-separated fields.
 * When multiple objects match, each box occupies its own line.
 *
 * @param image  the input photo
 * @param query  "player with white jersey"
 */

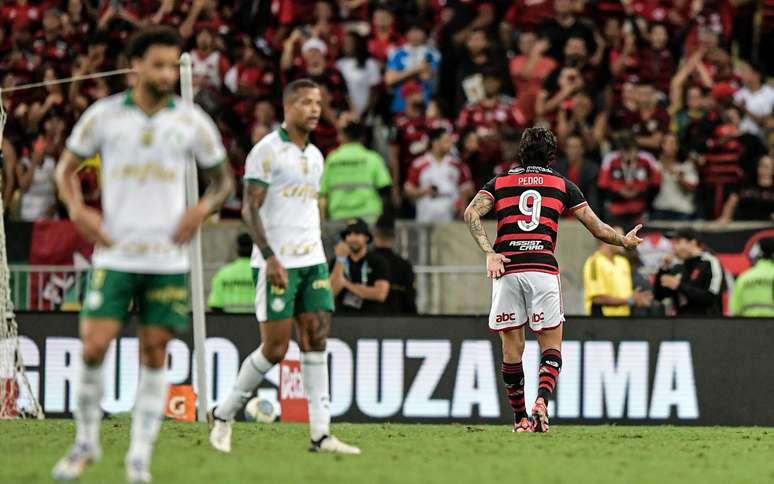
xmin=51 ymin=27 xmax=233 ymax=483
xmin=209 ymin=79 xmax=360 ymax=455
xmin=464 ymin=127 xmax=643 ymax=434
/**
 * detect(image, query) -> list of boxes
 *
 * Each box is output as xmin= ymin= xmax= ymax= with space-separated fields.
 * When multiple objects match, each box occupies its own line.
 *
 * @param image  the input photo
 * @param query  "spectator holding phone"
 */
xmin=16 ymin=113 xmax=65 ymax=222
xmin=404 ymin=128 xmax=474 ymax=223
xmin=384 ymin=21 xmax=441 ymax=114
xmin=733 ymin=61 xmax=774 ymax=143
xmin=508 ymin=31 xmax=557 ymax=126
xmin=652 ymin=133 xmax=698 ymax=221
xmin=598 ymin=132 xmax=661 ymax=229
xmin=536 ymin=36 xmax=599 ymax=124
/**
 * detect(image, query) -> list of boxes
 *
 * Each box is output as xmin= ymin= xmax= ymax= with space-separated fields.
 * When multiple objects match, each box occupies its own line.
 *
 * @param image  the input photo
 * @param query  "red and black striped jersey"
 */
xmin=598 ymin=150 xmax=662 ymax=217
xmin=685 ymin=112 xmax=743 ymax=186
xmin=480 ymin=166 xmax=587 ymax=275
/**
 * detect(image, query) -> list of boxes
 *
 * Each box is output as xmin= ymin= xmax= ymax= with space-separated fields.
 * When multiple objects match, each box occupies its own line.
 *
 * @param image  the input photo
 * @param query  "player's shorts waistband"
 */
xmin=502 ymin=268 xmax=560 ymax=276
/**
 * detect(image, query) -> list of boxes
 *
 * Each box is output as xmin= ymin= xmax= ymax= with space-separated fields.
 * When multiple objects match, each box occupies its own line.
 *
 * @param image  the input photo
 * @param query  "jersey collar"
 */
xmin=279 ymin=124 xmax=309 ymax=149
xmin=123 ymin=89 xmax=176 ymax=110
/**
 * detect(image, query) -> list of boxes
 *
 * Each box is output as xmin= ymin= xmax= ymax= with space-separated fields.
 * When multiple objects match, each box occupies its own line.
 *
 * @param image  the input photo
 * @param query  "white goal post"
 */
xmin=179 ymin=53 xmax=210 ymax=422
xmin=0 ymin=90 xmax=44 ymax=419
xmin=0 ymin=59 xmax=209 ymax=420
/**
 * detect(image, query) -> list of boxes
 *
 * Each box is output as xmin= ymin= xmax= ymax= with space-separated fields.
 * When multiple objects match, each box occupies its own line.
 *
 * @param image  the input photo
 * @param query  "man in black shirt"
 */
xmin=654 ymin=227 xmax=727 ymax=316
xmin=372 ymin=215 xmax=417 ymax=314
xmin=539 ymin=0 xmax=596 ymax=62
xmin=329 ymin=219 xmax=390 ymax=313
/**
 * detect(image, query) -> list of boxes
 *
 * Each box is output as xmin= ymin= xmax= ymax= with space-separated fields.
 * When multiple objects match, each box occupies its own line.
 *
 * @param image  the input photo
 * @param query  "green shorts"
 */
xmin=81 ymin=268 xmax=189 ymax=333
xmin=253 ymin=263 xmax=334 ymax=321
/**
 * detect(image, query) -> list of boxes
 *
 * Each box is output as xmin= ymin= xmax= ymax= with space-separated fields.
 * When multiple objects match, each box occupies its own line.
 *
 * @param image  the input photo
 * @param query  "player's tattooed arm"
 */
xmin=464 ymin=193 xmax=495 ymax=254
xmin=242 ymin=183 xmax=271 ymax=254
xmin=465 ymin=193 xmax=511 ymax=278
xmin=573 ymin=206 xmax=644 ymax=250
xmin=243 ymin=183 xmax=289 ymax=288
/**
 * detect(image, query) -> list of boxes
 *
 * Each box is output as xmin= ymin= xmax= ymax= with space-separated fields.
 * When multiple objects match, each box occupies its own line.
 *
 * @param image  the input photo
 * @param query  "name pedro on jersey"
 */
xmin=517 ymin=176 xmax=544 ymax=185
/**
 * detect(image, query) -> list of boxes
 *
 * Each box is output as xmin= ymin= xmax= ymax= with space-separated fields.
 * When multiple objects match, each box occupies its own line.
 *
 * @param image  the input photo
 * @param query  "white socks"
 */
xmin=127 ymin=366 xmax=168 ymax=464
xmin=75 ymin=361 xmax=104 ymax=449
xmin=214 ymin=346 xmax=331 ymax=441
xmin=215 ymin=345 xmax=274 ymax=421
xmin=301 ymin=351 xmax=331 ymax=441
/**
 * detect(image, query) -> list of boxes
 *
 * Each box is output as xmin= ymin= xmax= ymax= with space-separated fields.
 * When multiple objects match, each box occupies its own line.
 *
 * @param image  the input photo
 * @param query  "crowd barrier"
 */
xmin=9 ymin=220 xmax=772 ymax=315
xmin=15 ymin=312 xmax=773 ymax=426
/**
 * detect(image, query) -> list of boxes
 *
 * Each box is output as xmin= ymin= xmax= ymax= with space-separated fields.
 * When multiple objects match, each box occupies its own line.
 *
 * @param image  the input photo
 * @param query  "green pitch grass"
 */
xmin=1 ymin=420 xmax=772 ymax=484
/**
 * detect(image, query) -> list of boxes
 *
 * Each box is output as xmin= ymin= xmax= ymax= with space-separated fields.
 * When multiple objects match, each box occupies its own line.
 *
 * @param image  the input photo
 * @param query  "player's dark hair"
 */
xmin=283 ymin=78 xmax=319 ymax=103
xmin=126 ymin=26 xmax=181 ymax=60
xmin=614 ymin=131 xmax=637 ymax=151
xmin=375 ymin=214 xmax=396 ymax=240
xmin=517 ymin=126 xmax=557 ymax=168
xmin=428 ymin=127 xmax=447 ymax=146
xmin=342 ymin=121 xmax=363 ymax=142
xmin=405 ymin=19 xmax=426 ymax=33
xmin=346 ymin=31 xmax=370 ymax=68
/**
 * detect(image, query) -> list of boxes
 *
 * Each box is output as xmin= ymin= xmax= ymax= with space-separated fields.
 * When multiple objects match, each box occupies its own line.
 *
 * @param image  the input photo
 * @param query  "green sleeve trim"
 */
xmin=244 ymin=177 xmax=270 ymax=187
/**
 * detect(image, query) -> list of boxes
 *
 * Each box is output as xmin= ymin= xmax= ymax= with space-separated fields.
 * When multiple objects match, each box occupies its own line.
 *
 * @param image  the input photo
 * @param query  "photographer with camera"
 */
xmin=329 ymin=219 xmax=390 ymax=314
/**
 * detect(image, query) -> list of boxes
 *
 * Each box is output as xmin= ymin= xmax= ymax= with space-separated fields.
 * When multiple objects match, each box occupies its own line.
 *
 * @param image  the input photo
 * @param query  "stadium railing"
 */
xmin=9 ymin=220 xmax=771 ymax=315
xmin=9 ymin=265 xmax=91 ymax=312
xmin=8 ymin=262 xmax=489 ymax=315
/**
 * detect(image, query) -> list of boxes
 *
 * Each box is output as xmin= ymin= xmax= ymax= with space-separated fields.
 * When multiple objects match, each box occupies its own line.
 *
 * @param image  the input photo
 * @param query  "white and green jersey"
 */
xmin=244 ymin=126 xmax=326 ymax=269
xmin=66 ymin=90 xmax=226 ymax=273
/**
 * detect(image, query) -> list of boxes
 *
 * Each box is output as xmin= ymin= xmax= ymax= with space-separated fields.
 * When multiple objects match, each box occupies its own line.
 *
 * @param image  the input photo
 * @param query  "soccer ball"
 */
xmin=244 ymin=397 xmax=278 ymax=423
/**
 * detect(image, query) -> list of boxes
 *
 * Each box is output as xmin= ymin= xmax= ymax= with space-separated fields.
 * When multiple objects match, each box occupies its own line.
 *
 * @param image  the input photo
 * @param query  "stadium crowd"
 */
xmin=1 ymin=0 xmax=773 ymax=227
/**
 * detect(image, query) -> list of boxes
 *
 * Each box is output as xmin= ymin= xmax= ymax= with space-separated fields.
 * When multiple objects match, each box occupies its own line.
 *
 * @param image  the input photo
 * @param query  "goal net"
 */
xmin=0 ymin=91 xmax=44 ymax=419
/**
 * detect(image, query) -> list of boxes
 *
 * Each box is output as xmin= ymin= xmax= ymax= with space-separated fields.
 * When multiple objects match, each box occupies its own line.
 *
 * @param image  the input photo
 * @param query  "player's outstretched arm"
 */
xmin=55 ymin=149 xmax=113 ymax=247
xmin=242 ymin=183 xmax=288 ymax=288
xmin=573 ymin=206 xmax=644 ymax=249
xmin=464 ymin=192 xmax=510 ymax=278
